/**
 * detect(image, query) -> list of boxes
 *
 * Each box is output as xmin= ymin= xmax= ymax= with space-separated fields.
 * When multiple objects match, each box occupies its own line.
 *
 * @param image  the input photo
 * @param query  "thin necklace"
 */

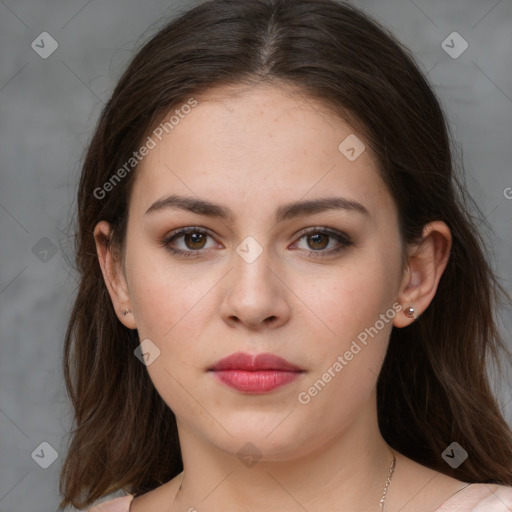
xmin=380 ymin=449 xmax=397 ymax=511
xmin=172 ymin=449 xmax=397 ymax=511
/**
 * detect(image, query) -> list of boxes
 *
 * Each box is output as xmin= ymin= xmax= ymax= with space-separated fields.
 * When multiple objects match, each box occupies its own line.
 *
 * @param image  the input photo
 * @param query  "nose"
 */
xmin=219 ymin=246 xmax=291 ymax=331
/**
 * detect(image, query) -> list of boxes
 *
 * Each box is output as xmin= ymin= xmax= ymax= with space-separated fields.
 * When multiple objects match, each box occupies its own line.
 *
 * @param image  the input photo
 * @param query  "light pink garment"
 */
xmin=434 ymin=483 xmax=512 ymax=511
xmin=85 ymin=494 xmax=133 ymax=512
xmin=86 ymin=484 xmax=512 ymax=512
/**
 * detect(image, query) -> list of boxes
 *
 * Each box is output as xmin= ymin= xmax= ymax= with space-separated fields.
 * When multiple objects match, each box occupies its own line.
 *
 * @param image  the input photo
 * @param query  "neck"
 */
xmin=173 ymin=393 xmax=395 ymax=511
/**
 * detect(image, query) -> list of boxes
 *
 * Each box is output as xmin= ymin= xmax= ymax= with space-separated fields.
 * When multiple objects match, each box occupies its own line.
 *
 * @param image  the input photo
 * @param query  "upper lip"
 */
xmin=208 ymin=352 xmax=303 ymax=372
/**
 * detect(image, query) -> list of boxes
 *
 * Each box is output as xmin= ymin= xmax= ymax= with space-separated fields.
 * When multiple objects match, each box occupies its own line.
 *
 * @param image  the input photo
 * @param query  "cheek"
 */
xmin=127 ymin=246 xmax=209 ymax=340
xmin=128 ymin=263 xmax=209 ymax=413
xmin=291 ymin=255 xmax=399 ymax=348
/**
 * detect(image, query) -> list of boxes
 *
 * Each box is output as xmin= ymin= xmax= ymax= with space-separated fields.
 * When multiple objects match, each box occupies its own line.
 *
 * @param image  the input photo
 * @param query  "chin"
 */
xmin=198 ymin=416 xmax=322 ymax=462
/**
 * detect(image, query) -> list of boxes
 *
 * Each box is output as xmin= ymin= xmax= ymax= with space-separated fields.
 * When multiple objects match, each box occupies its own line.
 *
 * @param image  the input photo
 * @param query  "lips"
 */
xmin=209 ymin=352 xmax=302 ymax=372
xmin=208 ymin=352 xmax=304 ymax=393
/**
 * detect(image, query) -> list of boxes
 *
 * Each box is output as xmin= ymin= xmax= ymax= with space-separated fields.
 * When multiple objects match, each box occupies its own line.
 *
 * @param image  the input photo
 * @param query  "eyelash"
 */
xmin=159 ymin=226 xmax=353 ymax=259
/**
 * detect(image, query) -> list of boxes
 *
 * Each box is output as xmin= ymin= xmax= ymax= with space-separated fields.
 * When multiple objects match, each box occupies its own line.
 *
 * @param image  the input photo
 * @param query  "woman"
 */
xmin=59 ymin=0 xmax=512 ymax=510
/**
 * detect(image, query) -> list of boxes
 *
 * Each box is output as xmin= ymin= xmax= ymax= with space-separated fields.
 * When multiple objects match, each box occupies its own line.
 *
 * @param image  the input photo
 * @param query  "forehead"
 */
xmin=130 ymin=84 xmax=394 ymax=225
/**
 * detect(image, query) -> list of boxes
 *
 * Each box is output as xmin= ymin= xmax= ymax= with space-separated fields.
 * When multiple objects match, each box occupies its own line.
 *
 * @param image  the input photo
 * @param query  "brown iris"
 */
xmin=184 ymin=232 xmax=207 ymax=250
xmin=306 ymin=233 xmax=329 ymax=251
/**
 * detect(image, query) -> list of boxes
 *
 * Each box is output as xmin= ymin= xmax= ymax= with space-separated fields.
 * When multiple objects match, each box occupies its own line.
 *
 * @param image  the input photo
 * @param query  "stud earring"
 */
xmin=121 ymin=309 xmax=132 ymax=317
xmin=404 ymin=306 xmax=415 ymax=319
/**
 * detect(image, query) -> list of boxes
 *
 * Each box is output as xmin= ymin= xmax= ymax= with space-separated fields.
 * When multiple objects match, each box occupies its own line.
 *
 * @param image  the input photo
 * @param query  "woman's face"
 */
xmin=107 ymin=84 xmax=408 ymax=460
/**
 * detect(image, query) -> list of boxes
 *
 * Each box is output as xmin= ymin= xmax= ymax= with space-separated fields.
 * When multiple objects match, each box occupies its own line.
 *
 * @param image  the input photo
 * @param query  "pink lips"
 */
xmin=208 ymin=352 xmax=304 ymax=393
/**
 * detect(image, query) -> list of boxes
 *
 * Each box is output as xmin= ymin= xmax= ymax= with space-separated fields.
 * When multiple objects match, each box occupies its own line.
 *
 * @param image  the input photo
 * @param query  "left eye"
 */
xmin=295 ymin=231 xmax=340 ymax=251
xmin=291 ymin=227 xmax=353 ymax=257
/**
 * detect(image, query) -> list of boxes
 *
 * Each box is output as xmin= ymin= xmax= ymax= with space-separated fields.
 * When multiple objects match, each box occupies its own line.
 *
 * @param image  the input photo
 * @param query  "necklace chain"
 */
xmin=173 ymin=449 xmax=396 ymax=511
xmin=379 ymin=449 xmax=396 ymax=511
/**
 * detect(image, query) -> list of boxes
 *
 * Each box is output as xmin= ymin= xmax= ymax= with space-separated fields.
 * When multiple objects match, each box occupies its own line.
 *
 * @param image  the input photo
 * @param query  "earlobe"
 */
xmin=393 ymin=221 xmax=452 ymax=328
xmin=93 ymin=220 xmax=136 ymax=329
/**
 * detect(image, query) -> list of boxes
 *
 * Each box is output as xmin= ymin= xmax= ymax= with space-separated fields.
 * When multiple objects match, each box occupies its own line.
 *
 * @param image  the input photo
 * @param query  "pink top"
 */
xmin=86 ymin=483 xmax=512 ymax=511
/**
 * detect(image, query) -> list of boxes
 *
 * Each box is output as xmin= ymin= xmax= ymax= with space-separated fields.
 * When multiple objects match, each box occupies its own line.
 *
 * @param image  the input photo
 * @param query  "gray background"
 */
xmin=0 ymin=0 xmax=511 ymax=511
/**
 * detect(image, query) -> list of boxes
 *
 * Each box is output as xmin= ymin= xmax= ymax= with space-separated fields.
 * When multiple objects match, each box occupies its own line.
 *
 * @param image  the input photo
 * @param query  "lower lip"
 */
xmin=211 ymin=370 xmax=302 ymax=393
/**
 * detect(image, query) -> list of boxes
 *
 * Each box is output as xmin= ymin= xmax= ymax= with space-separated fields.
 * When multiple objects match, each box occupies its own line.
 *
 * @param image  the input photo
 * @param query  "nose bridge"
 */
xmin=231 ymin=234 xmax=276 ymax=301
xmin=220 ymin=234 xmax=290 ymax=329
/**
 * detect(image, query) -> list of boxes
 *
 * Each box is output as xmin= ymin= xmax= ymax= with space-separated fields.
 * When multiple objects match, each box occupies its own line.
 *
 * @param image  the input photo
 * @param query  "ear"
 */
xmin=93 ymin=220 xmax=137 ymax=330
xmin=393 ymin=221 xmax=452 ymax=328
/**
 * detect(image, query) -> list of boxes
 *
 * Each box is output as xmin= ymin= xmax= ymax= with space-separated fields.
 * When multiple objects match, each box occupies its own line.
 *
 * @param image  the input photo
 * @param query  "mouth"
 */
xmin=208 ymin=352 xmax=305 ymax=393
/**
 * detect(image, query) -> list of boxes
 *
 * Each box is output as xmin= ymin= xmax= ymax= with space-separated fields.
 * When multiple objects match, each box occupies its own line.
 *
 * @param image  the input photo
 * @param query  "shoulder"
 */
xmin=129 ymin=474 xmax=183 ymax=511
xmin=435 ymin=483 xmax=512 ymax=511
xmin=85 ymin=494 xmax=134 ymax=512
xmin=85 ymin=474 xmax=182 ymax=512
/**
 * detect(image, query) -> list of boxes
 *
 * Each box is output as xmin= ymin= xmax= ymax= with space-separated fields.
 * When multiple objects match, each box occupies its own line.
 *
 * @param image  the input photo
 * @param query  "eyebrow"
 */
xmin=144 ymin=194 xmax=371 ymax=222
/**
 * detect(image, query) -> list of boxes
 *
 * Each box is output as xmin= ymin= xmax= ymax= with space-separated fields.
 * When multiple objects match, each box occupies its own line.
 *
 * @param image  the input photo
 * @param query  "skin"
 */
xmin=94 ymin=83 xmax=465 ymax=511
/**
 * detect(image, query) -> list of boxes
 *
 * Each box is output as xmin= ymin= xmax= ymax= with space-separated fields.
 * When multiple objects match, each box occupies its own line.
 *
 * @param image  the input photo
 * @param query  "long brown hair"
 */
xmin=59 ymin=0 xmax=512 ymax=508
